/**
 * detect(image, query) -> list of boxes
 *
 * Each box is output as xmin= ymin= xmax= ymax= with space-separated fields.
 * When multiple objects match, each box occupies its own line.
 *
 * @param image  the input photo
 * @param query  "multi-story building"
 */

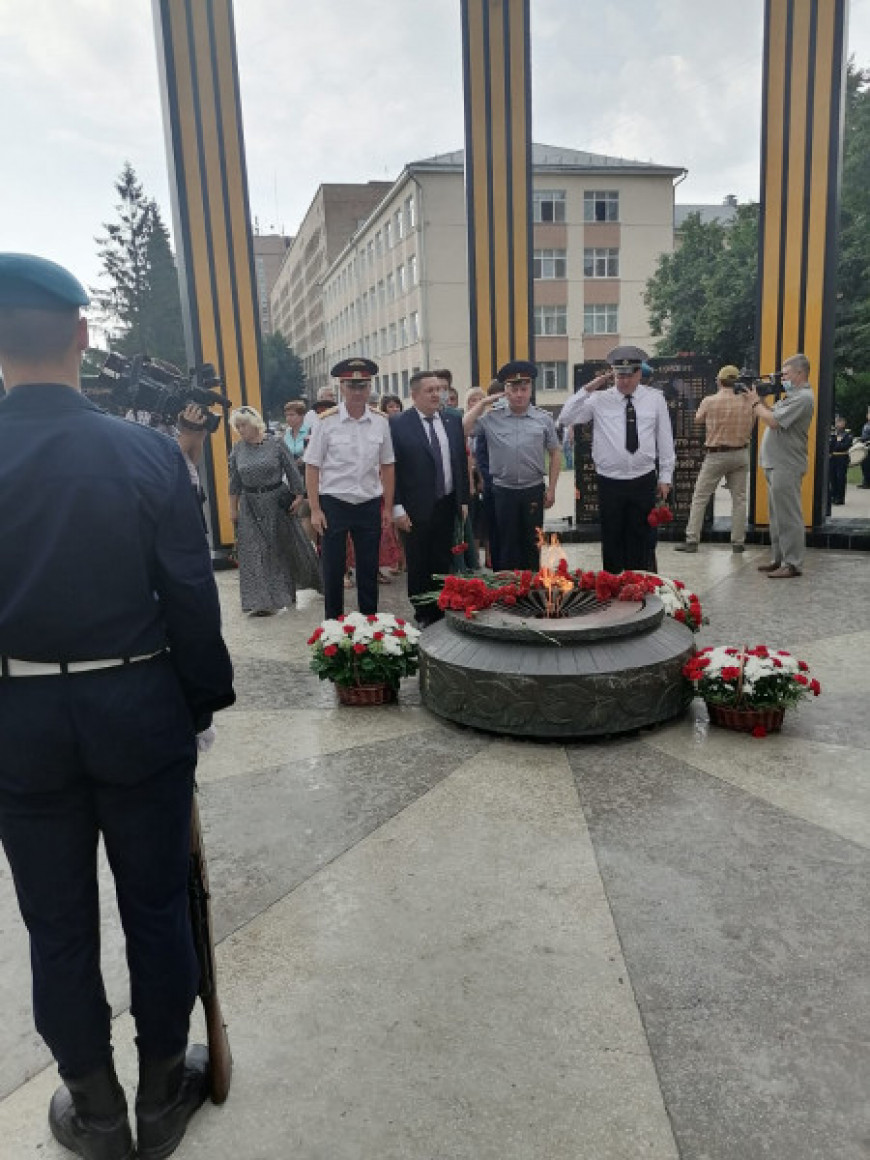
xmin=252 ymin=233 xmax=293 ymax=336
xmin=277 ymin=145 xmax=685 ymax=409
xmin=270 ymin=183 xmax=392 ymax=396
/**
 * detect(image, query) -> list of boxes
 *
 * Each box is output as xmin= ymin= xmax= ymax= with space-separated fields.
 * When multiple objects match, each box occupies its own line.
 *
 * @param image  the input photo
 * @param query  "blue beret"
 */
xmin=0 ymin=253 xmax=90 ymax=310
xmin=497 ymin=359 xmax=537 ymax=383
xmin=331 ymin=357 xmax=378 ymax=381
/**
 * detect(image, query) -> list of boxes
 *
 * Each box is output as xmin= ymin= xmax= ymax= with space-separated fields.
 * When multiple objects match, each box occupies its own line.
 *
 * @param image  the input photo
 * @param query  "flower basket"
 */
xmin=706 ymin=703 xmax=785 ymax=734
xmin=335 ymin=682 xmax=398 ymax=706
xmin=308 ymin=612 xmax=420 ymax=699
xmin=683 ymin=645 xmax=821 ymax=737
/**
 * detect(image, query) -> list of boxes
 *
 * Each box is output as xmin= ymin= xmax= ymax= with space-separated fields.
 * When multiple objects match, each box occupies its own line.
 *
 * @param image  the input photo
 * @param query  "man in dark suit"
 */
xmin=0 ymin=254 xmax=235 ymax=1160
xmin=391 ymin=370 xmax=470 ymax=627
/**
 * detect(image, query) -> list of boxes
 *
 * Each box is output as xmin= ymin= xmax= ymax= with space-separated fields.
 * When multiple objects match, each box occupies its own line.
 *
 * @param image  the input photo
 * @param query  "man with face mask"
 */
xmin=746 ymin=353 xmax=815 ymax=578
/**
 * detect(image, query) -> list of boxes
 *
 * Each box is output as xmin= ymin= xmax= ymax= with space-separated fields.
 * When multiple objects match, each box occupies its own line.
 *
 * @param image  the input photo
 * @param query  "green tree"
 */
xmin=94 ymin=162 xmax=187 ymax=368
xmin=645 ymin=204 xmax=759 ymax=368
xmin=261 ymin=331 xmax=306 ymax=416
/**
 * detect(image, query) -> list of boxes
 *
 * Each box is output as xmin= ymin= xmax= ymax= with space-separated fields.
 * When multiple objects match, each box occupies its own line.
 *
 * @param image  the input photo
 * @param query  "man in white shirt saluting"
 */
xmin=558 ymin=345 xmax=675 ymax=573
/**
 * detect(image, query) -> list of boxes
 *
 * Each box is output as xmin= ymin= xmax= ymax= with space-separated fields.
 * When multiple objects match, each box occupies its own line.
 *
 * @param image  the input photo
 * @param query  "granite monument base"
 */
xmin=419 ymin=597 xmax=695 ymax=739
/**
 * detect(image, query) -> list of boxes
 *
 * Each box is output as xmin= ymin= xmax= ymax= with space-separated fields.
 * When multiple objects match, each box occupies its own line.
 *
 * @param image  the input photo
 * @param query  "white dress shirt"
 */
xmin=393 ymin=408 xmax=453 ymax=518
xmin=558 ymin=384 xmax=675 ymax=484
xmin=303 ymin=402 xmax=394 ymax=503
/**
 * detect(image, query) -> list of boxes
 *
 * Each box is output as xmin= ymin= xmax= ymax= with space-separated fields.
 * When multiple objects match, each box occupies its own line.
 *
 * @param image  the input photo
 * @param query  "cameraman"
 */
xmin=675 ymin=365 xmax=757 ymax=554
xmin=747 ymin=353 xmax=815 ymax=579
xmin=177 ymin=402 xmax=208 ymax=505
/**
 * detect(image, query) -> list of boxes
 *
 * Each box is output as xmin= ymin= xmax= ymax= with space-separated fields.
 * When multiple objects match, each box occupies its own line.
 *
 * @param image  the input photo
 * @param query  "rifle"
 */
xmin=189 ymin=792 xmax=233 ymax=1104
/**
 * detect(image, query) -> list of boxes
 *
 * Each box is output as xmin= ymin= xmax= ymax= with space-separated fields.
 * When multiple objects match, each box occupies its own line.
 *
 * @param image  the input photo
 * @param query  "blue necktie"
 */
xmin=425 ymin=415 xmax=446 ymax=498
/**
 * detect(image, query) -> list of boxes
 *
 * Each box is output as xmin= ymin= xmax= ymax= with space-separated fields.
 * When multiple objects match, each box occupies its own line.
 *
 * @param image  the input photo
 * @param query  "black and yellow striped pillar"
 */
xmin=461 ymin=0 xmax=534 ymax=388
xmin=753 ymin=0 xmax=847 ymax=528
xmin=153 ymin=0 xmax=263 ymax=551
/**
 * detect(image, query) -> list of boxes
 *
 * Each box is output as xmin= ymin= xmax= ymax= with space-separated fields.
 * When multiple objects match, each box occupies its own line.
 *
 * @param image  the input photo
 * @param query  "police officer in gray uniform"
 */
xmin=464 ymin=360 xmax=560 ymax=570
xmin=0 ymin=254 xmax=235 ymax=1160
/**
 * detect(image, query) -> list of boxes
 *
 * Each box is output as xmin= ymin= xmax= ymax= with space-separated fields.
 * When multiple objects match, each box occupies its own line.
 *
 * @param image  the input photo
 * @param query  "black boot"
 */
xmin=136 ymin=1044 xmax=210 ymax=1160
xmin=48 ymin=1063 xmax=134 ymax=1160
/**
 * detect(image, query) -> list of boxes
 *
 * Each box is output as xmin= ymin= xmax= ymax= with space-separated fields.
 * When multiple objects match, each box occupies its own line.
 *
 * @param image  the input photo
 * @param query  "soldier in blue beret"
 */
xmin=0 ymin=254 xmax=235 ymax=1158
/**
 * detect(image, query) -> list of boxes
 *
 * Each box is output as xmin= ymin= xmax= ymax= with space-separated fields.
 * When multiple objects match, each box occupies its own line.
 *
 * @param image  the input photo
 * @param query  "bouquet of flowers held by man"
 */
xmin=308 ymin=612 xmax=421 ymax=690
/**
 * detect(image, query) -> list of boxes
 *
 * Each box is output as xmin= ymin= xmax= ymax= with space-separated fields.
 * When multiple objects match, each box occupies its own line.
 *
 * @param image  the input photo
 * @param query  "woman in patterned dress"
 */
xmin=228 ymin=406 xmax=321 ymax=615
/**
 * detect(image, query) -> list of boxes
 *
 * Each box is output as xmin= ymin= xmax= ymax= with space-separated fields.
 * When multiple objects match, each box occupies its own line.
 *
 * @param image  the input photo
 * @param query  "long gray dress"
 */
xmin=229 ymin=436 xmax=322 ymax=612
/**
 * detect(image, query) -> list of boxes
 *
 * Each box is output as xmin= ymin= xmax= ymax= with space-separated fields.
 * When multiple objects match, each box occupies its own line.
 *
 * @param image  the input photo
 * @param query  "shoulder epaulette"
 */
xmin=319 ymin=406 xmax=339 ymax=418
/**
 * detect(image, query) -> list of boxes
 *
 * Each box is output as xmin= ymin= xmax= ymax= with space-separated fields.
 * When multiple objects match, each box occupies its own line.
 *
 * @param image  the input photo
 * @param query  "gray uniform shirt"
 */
xmin=478 ymin=404 xmax=560 ymax=490
xmin=759 ymin=386 xmax=815 ymax=473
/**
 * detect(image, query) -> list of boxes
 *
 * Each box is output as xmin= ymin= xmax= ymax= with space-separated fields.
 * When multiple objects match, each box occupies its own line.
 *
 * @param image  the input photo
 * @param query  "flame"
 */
xmin=534 ymin=530 xmax=573 ymax=615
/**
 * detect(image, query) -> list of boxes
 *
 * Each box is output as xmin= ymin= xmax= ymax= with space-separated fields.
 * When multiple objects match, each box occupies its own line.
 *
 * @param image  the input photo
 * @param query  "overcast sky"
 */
xmin=3 ymin=0 xmax=870 ymax=300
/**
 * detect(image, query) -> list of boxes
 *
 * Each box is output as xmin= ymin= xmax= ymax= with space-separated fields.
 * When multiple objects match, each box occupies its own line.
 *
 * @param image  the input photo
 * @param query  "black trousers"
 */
xmin=402 ymin=494 xmax=456 ymax=626
xmin=492 ymin=483 xmax=545 ymax=571
xmin=320 ymin=495 xmax=381 ymax=620
xmin=597 ymin=471 xmax=658 ymax=574
xmin=829 ymin=457 xmax=848 ymax=503
xmin=0 ymin=658 xmax=200 ymax=1079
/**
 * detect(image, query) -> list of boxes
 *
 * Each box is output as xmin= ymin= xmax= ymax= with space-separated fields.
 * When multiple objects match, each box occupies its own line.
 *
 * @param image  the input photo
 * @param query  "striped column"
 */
xmin=461 ymin=0 xmax=534 ymax=388
xmin=153 ymin=0 xmax=263 ymax=550
xmin=753 ymin=0 xmax=847 ymax=528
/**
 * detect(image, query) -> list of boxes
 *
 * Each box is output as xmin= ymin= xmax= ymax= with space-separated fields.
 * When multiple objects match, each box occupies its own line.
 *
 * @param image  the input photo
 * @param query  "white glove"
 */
xmin=196 ymin=726 xmax=217 ymax=754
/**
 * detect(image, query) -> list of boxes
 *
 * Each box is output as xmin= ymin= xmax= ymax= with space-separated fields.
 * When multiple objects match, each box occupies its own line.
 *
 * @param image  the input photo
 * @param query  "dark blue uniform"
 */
xmin=0 ymin=384 xmax=235 ymax=1080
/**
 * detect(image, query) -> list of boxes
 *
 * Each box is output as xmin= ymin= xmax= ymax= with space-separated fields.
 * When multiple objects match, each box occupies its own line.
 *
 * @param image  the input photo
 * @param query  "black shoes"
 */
xmin=48 ymin=1064 xmax=134 ymax=1160
xmin=136 ymin=1045 xmax=210 ymax=1160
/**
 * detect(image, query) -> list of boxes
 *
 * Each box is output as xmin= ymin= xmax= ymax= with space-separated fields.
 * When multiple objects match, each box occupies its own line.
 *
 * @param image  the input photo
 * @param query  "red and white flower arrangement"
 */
xmin=683 ymin=645 xmax=821 ymax=729
xmin=430 ymin=564 xmax=704 ymax=631
xmin=308 ymin=612 xmax=421 ymax=690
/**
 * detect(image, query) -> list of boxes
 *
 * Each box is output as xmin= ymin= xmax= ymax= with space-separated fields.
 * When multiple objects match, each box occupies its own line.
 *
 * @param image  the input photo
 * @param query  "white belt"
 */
xmin=0 ymin=650 xmax=164 ymax=678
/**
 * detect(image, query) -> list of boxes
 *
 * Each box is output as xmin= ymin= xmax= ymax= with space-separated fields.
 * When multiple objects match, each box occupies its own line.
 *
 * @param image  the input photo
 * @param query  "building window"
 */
xmin=401 ymin=369 xmax=410 ymax=397
xmin=367 ymin=240 xmax=374 ymax=265
xmin=406 ymin=195 xmax=416 ymax=230
xmin=395 ymin=209 xmax=404 ymax=240
xmin=583 ymin=304 xmax=619 ymax=334
xmin=533 ymin=305 xmax=568 ymax=337
xmin=399 ymin=317 xmax=408 ymax=347
xmin=409 ymin=253 xmax=418 ymax=285
xmin=583 ymin=190 xmax=619 ymax=222
xmin=385 ymin=221 xmax=393 ymax=250
xmin=533 ymin=190 xmax=566 ymax=223
xmin=377 ymin=280 xmax=385 ymax=307
xmin=392 ymin=372 xmax=399 ymax=393
xmin=533 ymin=249 xmax=567 ymax=279
xmin=375 ymin=230 xmax=383 ymax=255
xmin=583 ymin=248 xmax=619 ymax=278
xmin=379 ymin=327 xmax=387 ymax=354
xmin=388 ymin=322 xmax=397 ymax=351
xmin=410 ymin=310 xmax=420 ymax=342
xmin=397 ymin=264 xmax=406 ymax=294
xmin=538 ymin=362 xmax=568 ymax=391
xmin=386 ymin=272 xmax=395 ymax=301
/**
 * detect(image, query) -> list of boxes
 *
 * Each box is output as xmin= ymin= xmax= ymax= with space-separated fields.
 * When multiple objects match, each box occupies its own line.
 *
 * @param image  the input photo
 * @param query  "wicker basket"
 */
xmin=335 ymin=682 xmax=398 ymax=707
xmin=706 ymin=702 xmax=785 ymax=733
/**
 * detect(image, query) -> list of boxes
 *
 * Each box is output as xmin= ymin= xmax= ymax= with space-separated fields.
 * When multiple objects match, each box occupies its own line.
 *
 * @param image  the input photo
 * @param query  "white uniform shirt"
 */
xmin=303 ymin=403 xmax=395 ymax=503
xmin=558 ymin=384 xmax=676 ymax=484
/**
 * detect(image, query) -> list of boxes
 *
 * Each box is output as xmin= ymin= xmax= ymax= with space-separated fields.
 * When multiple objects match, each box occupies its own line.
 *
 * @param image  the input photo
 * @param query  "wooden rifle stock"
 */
xmin=189 ymin=794 xmax=233 ymax=1104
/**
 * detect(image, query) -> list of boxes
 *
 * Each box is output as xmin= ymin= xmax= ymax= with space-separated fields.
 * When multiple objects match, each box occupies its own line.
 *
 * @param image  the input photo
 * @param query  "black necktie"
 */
xmin=425 ymin=415 xmax=446 ymax=498
xmin=625 ymin=395 xmax=639 ymax=454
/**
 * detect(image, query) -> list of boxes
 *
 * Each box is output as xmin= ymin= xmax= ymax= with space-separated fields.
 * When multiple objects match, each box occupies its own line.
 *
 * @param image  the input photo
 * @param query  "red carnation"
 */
xmin=323 ymin=644 xmax=338 ymax=657
xmin=367 ymin=614 xmax=378 ymax=623
xmin=797 ymin=660 xmax=809 ymax=672
xmin=720 ymin=666 xmax=741 ymax=680
xmin=373 ymin=631 xmax=385 ymax=640
xmin=810 ymin=679 xmax=821 ymax=695
xmin=751 ymin=725 xmax=767 ymax=739
xmin=394 ymin=629 xmax=407 ymax=638
xmin=353 ymin=643 xmax=367 ymax=654
xmin=343 ymin=625 xmax=355 ymax=635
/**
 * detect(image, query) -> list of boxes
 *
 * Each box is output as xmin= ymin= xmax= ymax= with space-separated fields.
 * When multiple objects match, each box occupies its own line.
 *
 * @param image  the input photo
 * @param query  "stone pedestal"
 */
xmin=419 ymin=597 xmax=695 ymax=739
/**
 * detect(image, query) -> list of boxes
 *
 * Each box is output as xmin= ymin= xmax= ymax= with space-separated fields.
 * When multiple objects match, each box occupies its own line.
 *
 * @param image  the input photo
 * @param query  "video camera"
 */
xmin=96 ymin=353 xmax=232 ymax=433
xmin=734 ymin=367 xmax=784 ymax=400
